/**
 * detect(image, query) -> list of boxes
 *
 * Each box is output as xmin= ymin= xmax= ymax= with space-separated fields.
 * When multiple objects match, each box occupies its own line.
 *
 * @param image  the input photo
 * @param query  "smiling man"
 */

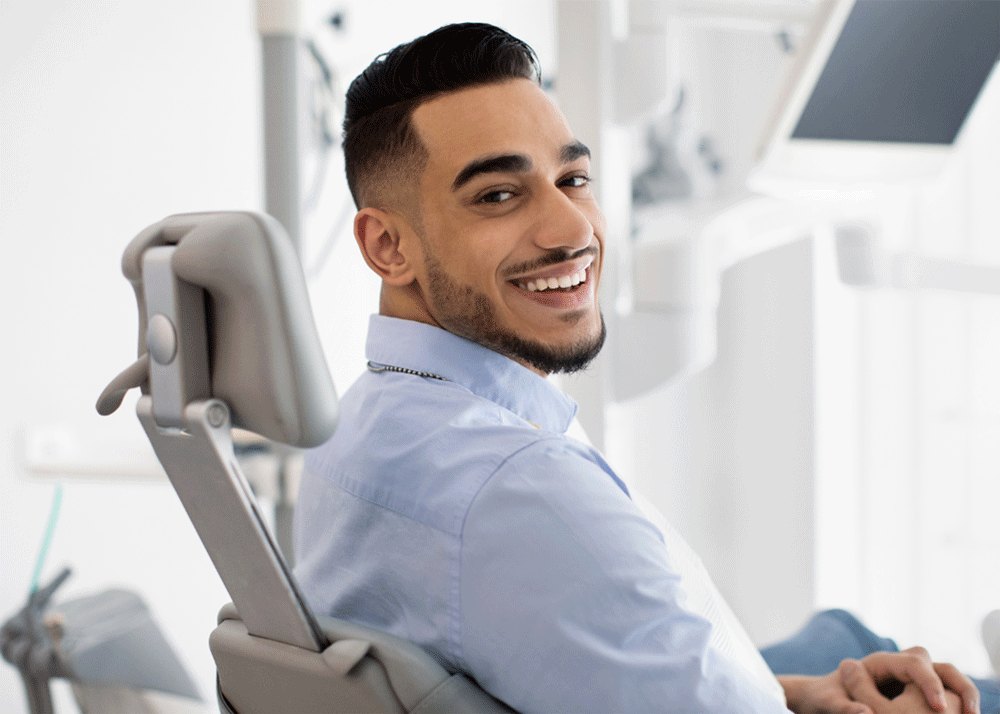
xmin=292 ymin=23 xmax=986 ymax=714
xmin=352 ymin=76 xmax=606 ymax=376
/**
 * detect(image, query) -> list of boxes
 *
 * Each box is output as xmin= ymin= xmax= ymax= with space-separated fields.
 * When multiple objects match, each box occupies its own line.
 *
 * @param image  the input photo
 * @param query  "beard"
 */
xmin=422 ymin=250 xmax=606 ymax=375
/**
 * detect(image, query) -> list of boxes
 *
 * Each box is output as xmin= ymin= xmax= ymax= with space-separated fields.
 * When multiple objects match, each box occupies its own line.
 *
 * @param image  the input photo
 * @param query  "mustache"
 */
xmin=504 ymin=246 xmax=599 ymax=279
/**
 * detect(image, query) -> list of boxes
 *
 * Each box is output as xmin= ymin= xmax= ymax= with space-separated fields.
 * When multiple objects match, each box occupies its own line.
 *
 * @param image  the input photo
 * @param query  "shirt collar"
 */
xmin=365 ymin=314 xmax=579 ymax=434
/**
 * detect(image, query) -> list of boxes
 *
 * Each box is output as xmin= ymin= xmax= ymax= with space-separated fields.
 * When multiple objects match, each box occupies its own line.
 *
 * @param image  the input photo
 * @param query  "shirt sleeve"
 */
xmin=458 ymin=438 xmax=791 ymax=714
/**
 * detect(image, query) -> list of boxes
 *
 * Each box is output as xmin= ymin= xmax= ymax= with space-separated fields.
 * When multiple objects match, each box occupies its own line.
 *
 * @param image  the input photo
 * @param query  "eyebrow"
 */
xmin=450 ymin=140 xmax=592 ymax=192
xmin=452 ymin=154 xmax=530 ymax=191
xmin=560 ymin=140 xmax=591 ymax=164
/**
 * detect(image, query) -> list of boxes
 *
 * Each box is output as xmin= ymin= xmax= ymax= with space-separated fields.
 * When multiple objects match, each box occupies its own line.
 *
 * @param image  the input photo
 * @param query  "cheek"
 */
xmin=462 ymin=234 xmax=516 ymax=287
xmin=428 ymin=245 xmax=503 ymax=297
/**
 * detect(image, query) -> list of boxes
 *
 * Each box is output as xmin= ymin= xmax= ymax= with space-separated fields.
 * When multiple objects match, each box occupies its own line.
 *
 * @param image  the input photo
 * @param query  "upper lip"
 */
xmin=508 ymin=255 xmax=595 ymax=283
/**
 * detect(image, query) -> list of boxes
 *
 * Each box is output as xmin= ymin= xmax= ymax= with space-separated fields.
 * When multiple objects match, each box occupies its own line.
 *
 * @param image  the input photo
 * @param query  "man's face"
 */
xmin=406 ymin=79 xmax=606 ymax=375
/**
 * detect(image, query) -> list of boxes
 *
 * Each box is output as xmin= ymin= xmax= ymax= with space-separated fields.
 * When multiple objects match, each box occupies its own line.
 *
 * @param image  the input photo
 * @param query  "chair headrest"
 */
xmin=98 ymin=211 xmax=338 ymax=448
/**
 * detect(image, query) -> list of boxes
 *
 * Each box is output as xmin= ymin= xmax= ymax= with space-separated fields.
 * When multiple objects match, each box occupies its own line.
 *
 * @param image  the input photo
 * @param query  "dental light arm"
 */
xmin=611 ymin=199 xmax=1000 ymax=402
xmin=609 ymin=197 xmax=823 ymax=401
xmin=835 ymin=224 xmax=1000 ymax=295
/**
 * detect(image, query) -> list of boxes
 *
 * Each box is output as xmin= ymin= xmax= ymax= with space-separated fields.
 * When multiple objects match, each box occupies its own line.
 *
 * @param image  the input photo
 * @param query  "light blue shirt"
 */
xmin=294 ymin=315 xmax=789 ymax=713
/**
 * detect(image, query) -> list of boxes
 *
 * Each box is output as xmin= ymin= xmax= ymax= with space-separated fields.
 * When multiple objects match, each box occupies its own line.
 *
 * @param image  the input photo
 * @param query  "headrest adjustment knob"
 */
xmin=147 ymin=314 xmax=178 ymax=366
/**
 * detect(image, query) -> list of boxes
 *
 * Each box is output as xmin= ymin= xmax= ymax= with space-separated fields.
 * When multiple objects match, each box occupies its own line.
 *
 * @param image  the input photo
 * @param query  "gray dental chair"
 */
xmin=97 ymin=212 xmax=514 ymax=714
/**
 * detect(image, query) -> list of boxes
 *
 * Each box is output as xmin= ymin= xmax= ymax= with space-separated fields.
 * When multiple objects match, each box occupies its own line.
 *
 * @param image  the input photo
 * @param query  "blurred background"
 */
xmin=2 ymin=1 xmax=998 ymax=711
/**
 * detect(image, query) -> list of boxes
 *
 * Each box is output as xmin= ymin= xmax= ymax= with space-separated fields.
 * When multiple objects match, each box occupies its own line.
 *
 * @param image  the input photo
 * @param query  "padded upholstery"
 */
xmin=212 ymin=604 xmax=514 ymax=714
xmin=120 ymin=211 xmax=338 ymax=447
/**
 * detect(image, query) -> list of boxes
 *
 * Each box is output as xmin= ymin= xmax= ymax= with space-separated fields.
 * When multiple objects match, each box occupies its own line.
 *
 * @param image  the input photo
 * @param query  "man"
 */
xmin=293 ymin=22 xmax=988 ymax=714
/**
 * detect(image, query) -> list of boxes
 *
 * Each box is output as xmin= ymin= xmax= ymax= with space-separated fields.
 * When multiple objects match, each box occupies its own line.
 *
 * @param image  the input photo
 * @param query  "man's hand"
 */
xmin=843 ymin=681 xmax=962 ymax=714
xmin=779 ymin=672 xmax=963 ymax=714
xmin=779 ymin=671 xmax=879 ymax=714
xmin=839 ymin=648 xmax=980 ymax=714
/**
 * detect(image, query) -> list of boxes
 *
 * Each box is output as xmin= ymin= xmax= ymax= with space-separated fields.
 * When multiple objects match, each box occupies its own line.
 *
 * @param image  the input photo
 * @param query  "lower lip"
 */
xmin=510 ymin=269 xmax=594 ymax=309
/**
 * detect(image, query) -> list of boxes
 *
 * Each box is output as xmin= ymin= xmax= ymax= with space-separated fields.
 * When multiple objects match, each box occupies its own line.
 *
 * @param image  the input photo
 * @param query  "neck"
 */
xmin=378 ymin=284 xmax=550 ymax=378
xmin=379 ymin=283 xmax=439 ymax=328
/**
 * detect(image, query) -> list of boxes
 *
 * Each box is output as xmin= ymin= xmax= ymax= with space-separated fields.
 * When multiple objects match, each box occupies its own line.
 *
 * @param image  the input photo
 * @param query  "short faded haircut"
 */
xmin=342 ymin=23 xmax=541 ymax=210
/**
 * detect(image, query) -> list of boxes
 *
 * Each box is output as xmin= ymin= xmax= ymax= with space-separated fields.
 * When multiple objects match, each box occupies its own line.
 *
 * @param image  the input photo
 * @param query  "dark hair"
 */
xmin=343 ymin=23 xmax=541 ymax=209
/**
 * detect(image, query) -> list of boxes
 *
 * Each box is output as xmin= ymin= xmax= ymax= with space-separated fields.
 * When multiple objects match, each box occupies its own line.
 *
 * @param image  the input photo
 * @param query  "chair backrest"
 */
xmin=98 ymin=212 xmax=514 ymax=714
xmin=99 ymin=211 xmax=337 ymax=446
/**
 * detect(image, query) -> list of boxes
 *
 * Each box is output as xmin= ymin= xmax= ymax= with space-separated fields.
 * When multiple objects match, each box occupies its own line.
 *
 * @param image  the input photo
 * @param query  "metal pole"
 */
xmin=257 ymin=1 xmax=305 ymax=563
xmin=258 ymin=1 xmax=304 ymax=251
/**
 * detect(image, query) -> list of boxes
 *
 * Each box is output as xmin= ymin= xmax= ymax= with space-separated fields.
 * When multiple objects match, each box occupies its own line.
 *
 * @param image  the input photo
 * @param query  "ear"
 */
xmin=354 ymin=208 xmax=418 ymax=286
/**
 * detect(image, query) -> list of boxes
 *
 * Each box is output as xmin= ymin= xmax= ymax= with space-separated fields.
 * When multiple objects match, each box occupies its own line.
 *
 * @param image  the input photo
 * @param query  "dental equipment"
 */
xmin=751 ymin=0 xmax=1000 ymax=194
xmin=97 ymin=211 xmax=513 ymax=713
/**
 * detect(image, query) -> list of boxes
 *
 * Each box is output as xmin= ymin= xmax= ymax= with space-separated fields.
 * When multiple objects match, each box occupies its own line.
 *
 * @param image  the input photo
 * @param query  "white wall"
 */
xmin=0 ymin=2 xmax=553 ymax=712
xmin=2 ymin=2 xmax=263 ymax=710
xmin=812 ymin=71 xmax=1000 ymax=677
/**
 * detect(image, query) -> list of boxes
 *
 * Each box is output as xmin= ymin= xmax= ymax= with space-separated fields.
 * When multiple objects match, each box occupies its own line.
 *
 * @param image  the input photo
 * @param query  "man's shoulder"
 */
xmin=337 ymin=368 xmax=548 ymax=446
xmin=304 ymin=371 xmax=572 ymax=534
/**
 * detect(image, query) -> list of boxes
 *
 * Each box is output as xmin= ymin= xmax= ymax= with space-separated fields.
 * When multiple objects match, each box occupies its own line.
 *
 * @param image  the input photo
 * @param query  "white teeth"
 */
xmin=518 ymin=266 xmax=589 ymax=293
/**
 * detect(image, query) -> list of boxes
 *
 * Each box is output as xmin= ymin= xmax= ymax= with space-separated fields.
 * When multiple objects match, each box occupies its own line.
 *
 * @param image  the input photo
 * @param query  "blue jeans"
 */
xmin=760 ymin=609 xmax=999 ymax=714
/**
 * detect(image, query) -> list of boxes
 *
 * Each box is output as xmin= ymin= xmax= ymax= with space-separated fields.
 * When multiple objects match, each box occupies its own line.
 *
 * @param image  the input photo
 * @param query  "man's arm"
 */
xmin=459 ymin=439 xmax=791 ymax=713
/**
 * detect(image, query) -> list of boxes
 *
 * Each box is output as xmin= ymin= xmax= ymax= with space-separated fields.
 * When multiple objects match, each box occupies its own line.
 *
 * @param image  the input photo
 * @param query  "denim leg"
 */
xmin=760 ymin=609 xmax=898 ymax=676
xmin=974 ymin=678 xmax=1000 ymax=714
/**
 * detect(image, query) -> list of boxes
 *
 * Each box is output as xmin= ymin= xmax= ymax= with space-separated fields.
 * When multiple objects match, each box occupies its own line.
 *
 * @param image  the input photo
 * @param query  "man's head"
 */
xmin=343 ymin=22 xmax=539 ymax=211
xmin=347 ymin=23 xmax=606 ymax=376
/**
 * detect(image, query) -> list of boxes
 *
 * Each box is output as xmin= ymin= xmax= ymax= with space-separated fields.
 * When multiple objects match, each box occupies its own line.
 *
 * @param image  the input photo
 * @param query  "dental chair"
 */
xmin=97 ymin=212 xmax=514 ymax=714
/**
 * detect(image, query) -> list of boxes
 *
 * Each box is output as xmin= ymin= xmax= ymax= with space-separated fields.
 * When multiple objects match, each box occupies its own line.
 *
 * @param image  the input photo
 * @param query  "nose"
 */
xmin=531 ymin=185 xmax=599 ymax=253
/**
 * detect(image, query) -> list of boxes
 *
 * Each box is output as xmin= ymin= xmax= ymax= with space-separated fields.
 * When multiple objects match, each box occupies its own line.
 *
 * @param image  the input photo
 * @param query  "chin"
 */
xmin=503 ymin=312 xmax=607 ymax=376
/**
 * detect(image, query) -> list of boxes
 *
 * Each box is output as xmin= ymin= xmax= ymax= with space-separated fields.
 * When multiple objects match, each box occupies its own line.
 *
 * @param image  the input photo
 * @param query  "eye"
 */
xmin=477 ymin=189 xmax=517 ymax=204
xmin=560 ymin=174 xmax=591 ymax=189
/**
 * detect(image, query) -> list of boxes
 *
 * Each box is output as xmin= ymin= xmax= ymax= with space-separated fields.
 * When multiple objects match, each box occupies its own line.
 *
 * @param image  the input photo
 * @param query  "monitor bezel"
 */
xmin=750 ymin=0 xmax=1000 ymax=195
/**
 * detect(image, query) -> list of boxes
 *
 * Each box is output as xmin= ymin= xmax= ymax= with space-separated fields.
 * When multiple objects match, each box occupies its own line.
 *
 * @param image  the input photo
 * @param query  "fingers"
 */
xmin=839 ymin=703 xmax=873 ymax=714
xmin=862 ymin=649 xmax=947 ymax=712
xmin=856 ymin=649 xmax=981 ymax=714
xmin=933 ymin=662 xmax=981 ymax=714
xmin=839 ymin=658 xmax=888 ymax=711
xmin=943 ymin=689 xmax=966 ymax=714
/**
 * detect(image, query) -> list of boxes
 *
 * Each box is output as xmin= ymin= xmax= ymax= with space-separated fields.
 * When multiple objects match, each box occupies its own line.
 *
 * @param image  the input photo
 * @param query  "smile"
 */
xmin=513 ymin=258 xmax=593 ymax=293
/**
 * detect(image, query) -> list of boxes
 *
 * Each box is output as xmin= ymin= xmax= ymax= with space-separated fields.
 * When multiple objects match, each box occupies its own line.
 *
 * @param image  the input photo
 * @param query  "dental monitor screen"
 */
xmin=752 ymin=0 xmax=1000 ymax=193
